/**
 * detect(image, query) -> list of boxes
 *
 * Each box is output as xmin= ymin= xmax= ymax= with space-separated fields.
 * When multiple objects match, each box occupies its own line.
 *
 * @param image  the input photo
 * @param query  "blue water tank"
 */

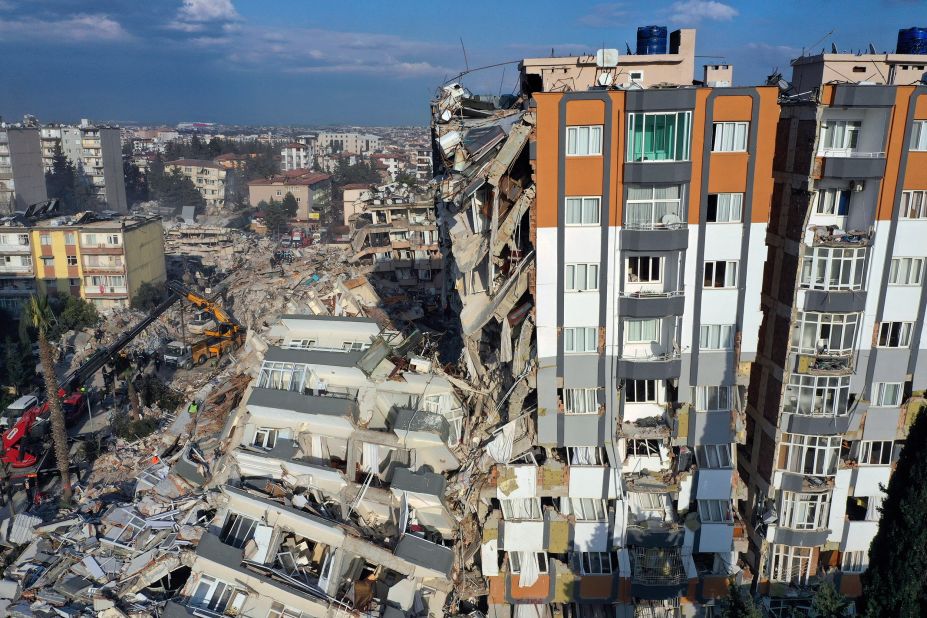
xmin=636 ymin=25 xmax=668 ymax=55
xmin=897 ymin=27 xmax=927 ymax=54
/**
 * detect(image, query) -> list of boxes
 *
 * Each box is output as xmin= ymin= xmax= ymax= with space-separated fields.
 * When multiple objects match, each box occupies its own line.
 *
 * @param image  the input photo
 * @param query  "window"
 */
xmin=632 ymin=492 xmax=665 ymax=511
xmin=258 ymin=361 xmax=308 ymax=391
xmin=629 ymin=70 xmax=644 ymax=81
xmin=253 ymin=427 xmax=278 ymax=450
xmin=889 ymin=257 xmax=924 ymax=285
xmin=873 ymin=382 xmax=903 ymax=407
xmin=565 ymin=263 xmax=599 ymax=291
xmin=106 ymin=234 xmax=120 ymax=245
xmin=780 ymin=492 xmax=830 ymax=530
xmin=40 ymin=256 xmax=54 ymax=266
xmin=821 ymin=120 xmax=861 ymax=153
xmin=696 ymin=386 xmax=732 ymax=411
xmin=40 ymin=234 xmax=50 ymax=245
xmin=699 ymin=324 xmax=734 ymax=350
xmin=560 ymin=497 xmax=608 ymax=521
xmin=66 ymin=255 xmax=77 ymax=266
xmin=703 ymin=260 xmax=737 ymax=288
xmin=800 ymin=247 xmax=867 ymax=291
xmin=695 ymin=444 xmax=732 ymax=469
xmin=625 ymin=185 xmax=682 ymax=228
xmin=564 ymin=327 xmax=597 ymax=353
xmin=711 ymin=122 xmax=748 ymax=152
xmin=627 ymin=111 xmax=692 ymax=162
xmin=69 ymin=278 xmax=80 ymax=287
xmin=628 ymin=439 xmax=662 ymax=457
xmin=877 ymin=321 xmax=913 ymax=348
xmin=698 ymin=499 xmax=733 ymax=523
xmin=566 ymin=125 xmax=603 ymax=156
xmin=64 ymin=232 xmax=75 ymax=245
xmin=500 ymin=497 xmax=542 ymax=520
xmin=784 ymin=374 xmax=851 ymax=417
xmin=569 ymin=446 xmax=607 ymax=465
xmin=790 ymin=312 xmax=859 ymax=356
xmin=625 ymin=318 xmax=660 ymax=343
xmin=565 ymin=196 xmax=601 ymax=225
xmin=626 ymin=379 xmax=658 ymax=403
xmin=779 ymin=434 xmax=840 ymax=475
xmin=268 ymin=601 xmax=302 ymax=618
xmin=626 ymin=256 xmax=662 ymax=283
xmin=911 ymin=120 xmax=927 ymax=151
xmin=577 ymin=551 xmax=613 ymax=575
xmin=706 ymin=193 xmax=743 ymax=223
xmin=859 ymin=440 xmax=893 ymax=465
xmin=902 ymin=190 xmax=927 ymax=218
xmin=564 ymin=388 xmax=598 ymax=414
xmin=219 ymin=513 xmax=257 ymax=548
xmin=771 ymin=545 xmax=814 ymax=584
xmin=842 ymin=550 xmax=868 ymax=573
xmin=508 ymin=552 xmax=548 ymax=574
xmin=191 ymin=575 xmax=247 ymax=614
xmin=815 ymin=188 xmax=850 ymax=216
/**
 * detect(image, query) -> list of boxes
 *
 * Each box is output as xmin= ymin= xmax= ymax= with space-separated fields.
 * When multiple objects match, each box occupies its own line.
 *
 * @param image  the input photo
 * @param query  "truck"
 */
xmin=163 ymin=333 xmax=245 ymax=369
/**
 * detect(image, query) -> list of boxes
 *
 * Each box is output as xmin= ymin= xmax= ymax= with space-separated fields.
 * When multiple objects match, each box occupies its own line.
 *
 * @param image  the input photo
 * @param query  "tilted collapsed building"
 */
xmin=432 ymin=27 xmax=779 ymax=617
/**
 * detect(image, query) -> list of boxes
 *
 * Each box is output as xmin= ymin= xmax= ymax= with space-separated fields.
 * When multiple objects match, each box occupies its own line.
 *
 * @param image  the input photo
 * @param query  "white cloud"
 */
xmin=0 ymin=13 xmax=131 ymax=43
xmin=168 ymin=0 xmax=239 ymax=32
xmin=577 ymin=3 xmax=632 ymax=28
xmin=668 ymin=0 xmax=737 ymax=22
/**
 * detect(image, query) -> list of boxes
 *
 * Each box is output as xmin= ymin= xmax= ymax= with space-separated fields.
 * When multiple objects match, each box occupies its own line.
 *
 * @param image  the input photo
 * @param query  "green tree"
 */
xmin=3 ymin=337 xmax=28 ymax=395
xmin=281 ymin=192 xmax=298 ymax=218
xmin=861 ymin=405 xmax=927 ymax=616
xmin=263 ymin=199 xmax=289 ymax=237
xmin=721 ymin=581 xmax=761 ymax=618
xmin=123 ymin=159 xmax=149 ymax=205
xmin=45 ymin=144 xmax=98 ymax=213
xmin=131 ymin=282 xmax=167 ymax=312
xmin=27 ymin=296 xmax=72 ymax=506
xmin=812 ymin=579 xmax=851 ymax=617
xmin=57 ymin=295 xmax=99 ymax=333
xmin=395 ymin=170 xmax=419 ymax=188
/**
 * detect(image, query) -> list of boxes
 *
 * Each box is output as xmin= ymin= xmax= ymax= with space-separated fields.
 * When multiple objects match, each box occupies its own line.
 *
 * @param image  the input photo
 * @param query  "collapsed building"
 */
xmin=432 ymin=27 xmax=779 ymax=617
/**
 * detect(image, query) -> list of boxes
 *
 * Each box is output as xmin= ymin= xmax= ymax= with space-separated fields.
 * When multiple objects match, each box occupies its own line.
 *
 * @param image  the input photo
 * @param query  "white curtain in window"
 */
xmin=517 ymin=552 xmax=540 ymax=587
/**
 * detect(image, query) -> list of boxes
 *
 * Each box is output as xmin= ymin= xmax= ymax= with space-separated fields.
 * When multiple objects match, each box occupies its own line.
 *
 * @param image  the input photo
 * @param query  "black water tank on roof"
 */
xmin=637 ymin=25 xmax=668 ymax=55
xmin=897 ymin=27 xmax=927 ymax=54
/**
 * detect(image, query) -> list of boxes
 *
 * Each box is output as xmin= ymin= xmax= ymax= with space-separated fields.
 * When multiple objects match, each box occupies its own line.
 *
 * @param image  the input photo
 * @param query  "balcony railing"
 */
xmin=85 ymin=286 xmax=128 ymax=295
xmin=817 ymin=148 xmax=885 ymax=158
xmin=0 ymin=265 xmax=33 ymax=274
xmin=619 ymin=289 xmax=684 ymax=299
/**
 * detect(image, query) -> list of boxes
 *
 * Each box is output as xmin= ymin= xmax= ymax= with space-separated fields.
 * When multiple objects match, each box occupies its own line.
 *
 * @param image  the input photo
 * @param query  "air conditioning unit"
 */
xmin=850 ymin=180 xmax=865 ymax=192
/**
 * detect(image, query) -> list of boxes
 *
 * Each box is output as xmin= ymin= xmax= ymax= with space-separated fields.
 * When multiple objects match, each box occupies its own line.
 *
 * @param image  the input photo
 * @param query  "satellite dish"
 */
xmin=597 ymin=72 xmax=614 ymax=87
xmin=596 ymin=48 xmax=620 ymax=68
xmin=661 ymin=213 xmax=681 ymax=227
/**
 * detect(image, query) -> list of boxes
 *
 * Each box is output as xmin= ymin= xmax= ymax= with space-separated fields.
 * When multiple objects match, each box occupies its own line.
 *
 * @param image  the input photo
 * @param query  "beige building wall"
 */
xmin=342 ymin=187 xmax=368 ymax=225
xmin=123 ymin=220 xmax=167 ymax=303
xmin=166 ymin=161 xmax=227 ymax=210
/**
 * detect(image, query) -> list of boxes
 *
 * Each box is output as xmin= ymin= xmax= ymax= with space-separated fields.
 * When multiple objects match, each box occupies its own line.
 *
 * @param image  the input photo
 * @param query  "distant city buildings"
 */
xmin=0 ymin=123 xmax=47 ymax=214
xmin=165 ymin=159 xmax=228 ymax=211
xmin=280 ymin=141 xmax=314 ymax=172
xmin=248 ymin=169 xmax=332 ymax=222
xmin=317 ymin=131 xmax=380 ymax=155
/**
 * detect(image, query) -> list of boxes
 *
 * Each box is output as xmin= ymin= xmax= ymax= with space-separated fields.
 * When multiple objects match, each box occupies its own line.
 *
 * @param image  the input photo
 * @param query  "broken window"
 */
xmin=500 ymin=497 xmax=542 ymax=520
xmin=568 ymin=446 xmax=607 ymax=466
xmin=268 ymin=602 xmax=302 ymax=618
xmin=779 ymin=491 xmax=829 ymax=530
xmin=627 ymin=439 xmax=662 ymax=458
xmin=257 ymin=361 xmax=308 ymax=392
xmin=253 ymin=427 xmax=278 ymax=450
xmin=629 ymin=547 xmax=685 ymax=585
xmin=190 ymin=575 xmax=248 ymax=614
xmin=560 ymin=497 xmax=608 ymax=521
xmin=219 ymin=513 xmax=257 ymax=549
xmin=815 ymin=188 xmax=850 ymax=216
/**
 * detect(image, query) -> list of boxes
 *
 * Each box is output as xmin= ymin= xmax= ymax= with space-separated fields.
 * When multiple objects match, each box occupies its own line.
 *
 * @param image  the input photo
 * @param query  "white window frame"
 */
xmin=268 ymin=601 xmax=302 ymax=618
xmin=779 ymin=433 xmax=840 ymax=476
xmin=564 ymin=327 xmax=597 ymax=353
xmin=711 ymin=122 xmax=748 ymax=152
xmin=815 ymin=188 xmax=851 ymax=216
xmin=699 ymin=324 xmax=734 ymax=350
xmin=859 ymin=440 xmax=893 ymax=465
xmin=625 ymin=185 xmax=682 ymax=229
xmin=569 ymin=446 xmax=607 ymax=466
xmin=577 ymin=551 xmax=614 ymax=575
xmin=706 ymin=193 xmax=743 ymax=223
xmin=873 ymin=382 xmax=903 ymax=407
xmin=841 ymin=550 xmax=868 ymax=573
xmin=253 ymin=427 xmax=278 ymax=450
xmin=625 ymin=318 xmax=660 ymax=344
xmin=911 ymin=120 xmax=927 ymax=151
xmin=877 ymin=321 xmax=913 ymax=348
xmin=889 ymin=257 xmax=925 ymax=285
xmin=566 ymin=125 xmax=603 ymax=156
xmin=191 ymin=575 xmax=248 ymax=614
xmin=626 ymin=256 xmax=663 ymax=283
xmin=800 ymin=246 xmax=867 ymax=291
xmin=779 ymin=491 xmax=830 ymax=530
xmin=627 ymin=438 xmax=662 ymax=458
xmin=564 ymin=388 xmax=599 ymax=414
xmin=790 ymin=311 xmax=859 ymax=356
xmin=695 ymin=444 xmax=732 ymax=469
xmin=820 ymin=119 xmax=861 ymax=154
xmin=626 ymin=379 xmax=658 ymax=403
xmin=508 ymin=552 xmax=548 ymax=574
xmin=500 ymin=497 xmax=542 ymax=520
xmin=703 ymin=260 xmax=738 ymax=288
xmin=695 ymin=386 xmax=732 ymax=412
xmin=770 ymin=545 xmax=814 ymax=585
xmin=784 ymin=374 xmax=851 ymax=417
xmin=565 ymin=263 xmax=600 ymax=292
xmin=565 ymin=196 xmax=601 ymax=225
xmin=219 ymin=512 xmax=257 ymax=549
xmin=901 ymin=190 xmax=927 ymax=219
xmin=632 ymin=491 xmax=665 ymax=510
xmin=698 ymin=499 xmax=734 ymax=523
xmin=560 ymin=497 xmax=608 ymax=521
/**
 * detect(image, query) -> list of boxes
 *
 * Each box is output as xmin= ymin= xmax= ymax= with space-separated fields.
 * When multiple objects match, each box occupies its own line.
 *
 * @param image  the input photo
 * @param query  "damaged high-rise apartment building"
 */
xmin=433 ymin=27 xmax=778 ymax=616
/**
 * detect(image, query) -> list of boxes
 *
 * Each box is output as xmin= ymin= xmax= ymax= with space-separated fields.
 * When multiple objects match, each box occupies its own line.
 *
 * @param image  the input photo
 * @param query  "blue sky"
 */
xmin=0 ymin=0 xmax=916 ymax=126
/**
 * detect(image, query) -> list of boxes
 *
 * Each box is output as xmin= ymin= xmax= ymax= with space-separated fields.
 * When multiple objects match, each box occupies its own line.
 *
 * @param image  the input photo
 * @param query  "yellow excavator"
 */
xmin=163 ymin=281 xmax=246 ymax=368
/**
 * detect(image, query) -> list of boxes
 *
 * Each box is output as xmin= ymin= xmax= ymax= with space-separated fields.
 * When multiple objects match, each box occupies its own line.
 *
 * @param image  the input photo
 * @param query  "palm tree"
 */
xmin=28 ymin=295 xmax=72 ymax=505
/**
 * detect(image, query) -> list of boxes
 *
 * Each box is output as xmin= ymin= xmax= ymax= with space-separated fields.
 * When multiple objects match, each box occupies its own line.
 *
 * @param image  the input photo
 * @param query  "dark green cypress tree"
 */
xmin=861 ymin=405 xmax=927 ymax=616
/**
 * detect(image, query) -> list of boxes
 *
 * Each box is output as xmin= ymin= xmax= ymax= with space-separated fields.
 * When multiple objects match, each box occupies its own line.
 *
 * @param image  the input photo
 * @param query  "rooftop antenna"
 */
xmin=831 ymin=42 xmax=838 ymax=53
xmin=459 ymin=37 xmax=469 ymax=72
xmin=869 ymin=43 xmax=877 ymax=54
xmin=803 ymin=28 xmax=835 ymax=56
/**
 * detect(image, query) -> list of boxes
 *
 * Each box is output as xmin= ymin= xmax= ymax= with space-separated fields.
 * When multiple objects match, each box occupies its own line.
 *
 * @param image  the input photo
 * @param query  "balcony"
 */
xmin=79 ymin=244 xmax=124 ymax=255
xmin=621 ymin=226 xmax=688 ymax=251
xmin=793 ymin=353 xmax=853 ymax=376
xmin=0 ymin=264 xmax=34 ymax=276
xmin=816 ymin=151 xmax=886 ymax=179
xmin=617 ymin=340 xmax=681 ymax=380
xmin=807 ymin=225 xmax=871 ymax=247
xmin=0 ymin=283 xmax=36 ymax=295
xmin=82 ymin=264 xmax=125 ymax=275
xmin=85 ymin=285 xmax=128 ymax=297
xmin=619 ymin=290 xmax=685 ymax=318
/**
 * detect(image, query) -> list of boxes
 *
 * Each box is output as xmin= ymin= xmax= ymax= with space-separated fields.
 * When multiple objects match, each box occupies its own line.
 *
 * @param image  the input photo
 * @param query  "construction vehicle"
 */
xmin=163 ymin=335 xmax=243 ymax=369
xmin=1 ymin=280 xmax=244 ymax=469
